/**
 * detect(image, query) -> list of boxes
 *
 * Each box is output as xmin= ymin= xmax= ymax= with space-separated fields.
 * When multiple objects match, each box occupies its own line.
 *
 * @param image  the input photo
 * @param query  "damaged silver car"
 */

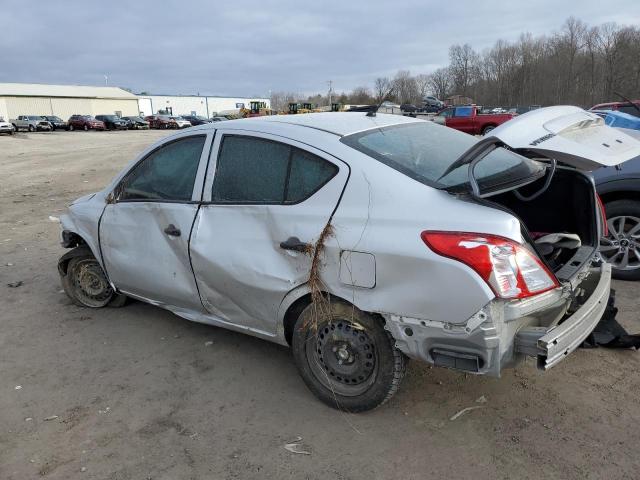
xmin=58 ymin=108 xmax=640 ymax=412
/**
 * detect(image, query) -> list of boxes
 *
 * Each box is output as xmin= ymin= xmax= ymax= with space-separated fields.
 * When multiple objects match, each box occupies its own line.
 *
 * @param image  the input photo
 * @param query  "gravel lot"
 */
xmin=1 ymin=130 xmax=639 ymax=480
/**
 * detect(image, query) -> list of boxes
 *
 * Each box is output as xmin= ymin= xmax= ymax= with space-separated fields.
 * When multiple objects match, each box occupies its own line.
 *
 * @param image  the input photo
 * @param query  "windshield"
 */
xmin=340 ymin=122 xmax=545 ymax=193
xmin=101 ymin=115 xmax=118 ymax=121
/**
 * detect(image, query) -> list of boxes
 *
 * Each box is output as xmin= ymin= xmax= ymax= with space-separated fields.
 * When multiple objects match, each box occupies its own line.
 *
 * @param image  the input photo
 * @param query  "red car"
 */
xmin=68 ymin=115 xmax=106 ymax=131
xmin=435 ymin=105 xmax=515 ymax=135
xmin=590 ymin=101 xmax=640 ymax=117
xmin=144 ymin=115 xmax=177 ymax=129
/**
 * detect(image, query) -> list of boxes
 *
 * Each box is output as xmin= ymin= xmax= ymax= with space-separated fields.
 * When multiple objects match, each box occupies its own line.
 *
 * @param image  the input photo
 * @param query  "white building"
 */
xmin=136 ymin=95 xmax=271 ymax=117
xmin=0 ymin=83 xmax=271 ymax=121
xmin=0 ymin=83 xmax=139 ymax=121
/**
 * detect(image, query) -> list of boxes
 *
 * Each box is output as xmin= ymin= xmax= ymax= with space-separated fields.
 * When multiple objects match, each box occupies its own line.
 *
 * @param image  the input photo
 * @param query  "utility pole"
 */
xmin=104 ymin=75 xmax=108 ymax=86
xmin=327 ymin=80 xmax=333 ymax=107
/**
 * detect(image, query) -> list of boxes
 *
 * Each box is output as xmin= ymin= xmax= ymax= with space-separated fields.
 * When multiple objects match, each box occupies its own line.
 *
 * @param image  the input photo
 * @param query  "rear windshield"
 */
xmin=340 ymin=122 xmax=545 ymax=193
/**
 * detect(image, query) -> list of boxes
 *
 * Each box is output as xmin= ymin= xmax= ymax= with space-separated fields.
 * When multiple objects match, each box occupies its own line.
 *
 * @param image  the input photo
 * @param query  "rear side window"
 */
xmin=119 ymin=135 xmax=206 ymax=202
xmin=454 ymin=106 xmax=472 ymax=117
xmin=211 ymin=135 xmax=338 ymax=204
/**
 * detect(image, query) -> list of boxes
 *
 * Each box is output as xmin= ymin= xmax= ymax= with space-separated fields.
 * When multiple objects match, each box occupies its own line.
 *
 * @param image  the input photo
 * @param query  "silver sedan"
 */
xmin=58 ymin=108 xmax=640 ymax=411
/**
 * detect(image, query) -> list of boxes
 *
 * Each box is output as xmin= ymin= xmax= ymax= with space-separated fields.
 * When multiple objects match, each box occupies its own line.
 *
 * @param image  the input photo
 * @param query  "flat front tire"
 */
xmin=292 ymin=300 xmax=406 ymax=412
xmin=60 ymin=248 xmax=127 ymax=308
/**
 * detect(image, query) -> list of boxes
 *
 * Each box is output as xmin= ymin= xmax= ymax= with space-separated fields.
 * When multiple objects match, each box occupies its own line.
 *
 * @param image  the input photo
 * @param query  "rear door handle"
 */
xmin=164 ymin=224 xmax=181 ymax=237
xmin=280 ymin=236 xmax=311 ymax=252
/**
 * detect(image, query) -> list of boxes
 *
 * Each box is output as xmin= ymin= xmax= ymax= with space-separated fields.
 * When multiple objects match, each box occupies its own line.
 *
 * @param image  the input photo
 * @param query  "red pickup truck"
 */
xmin=435 ymin=105 xmax=514 ymax=135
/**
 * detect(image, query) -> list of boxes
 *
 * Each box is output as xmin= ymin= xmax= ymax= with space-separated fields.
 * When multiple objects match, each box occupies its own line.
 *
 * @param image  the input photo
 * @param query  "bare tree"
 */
xmin=428 ymin=68 xmax=451 ymax=100
xmin=373 ymin=77 xmax=394 ymax=103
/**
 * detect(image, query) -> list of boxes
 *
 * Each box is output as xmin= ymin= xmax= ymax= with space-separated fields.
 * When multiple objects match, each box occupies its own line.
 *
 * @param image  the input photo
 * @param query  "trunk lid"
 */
xmin=488 ymin=106 xmax=640 ymax=170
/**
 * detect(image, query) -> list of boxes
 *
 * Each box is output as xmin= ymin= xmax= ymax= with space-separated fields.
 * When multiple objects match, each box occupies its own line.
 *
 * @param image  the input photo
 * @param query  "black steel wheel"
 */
xmin=292 ymin=300 xmax=406 ymax=412
xmin=60 ymin=248 xmax=126 ymax=308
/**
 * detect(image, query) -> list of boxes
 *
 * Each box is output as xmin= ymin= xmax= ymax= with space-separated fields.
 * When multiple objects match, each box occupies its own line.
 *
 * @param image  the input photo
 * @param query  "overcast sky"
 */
xmin=2 ymin=1 xmax=638 ymax=97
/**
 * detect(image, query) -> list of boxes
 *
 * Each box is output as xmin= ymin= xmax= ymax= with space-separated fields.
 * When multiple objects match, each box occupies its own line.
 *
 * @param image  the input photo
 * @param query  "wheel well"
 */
xmin=282 ymin=292 xmax=384 ymax=345
xmin=599 ymin=190 xmax=640 ymax=206
xmin=62 ymin=230 xmax=88 ymax=249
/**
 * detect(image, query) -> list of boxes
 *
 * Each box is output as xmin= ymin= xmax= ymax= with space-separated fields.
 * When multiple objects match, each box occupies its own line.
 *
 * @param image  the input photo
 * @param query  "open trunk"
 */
xmin=488 ymin=168 xmax=598 ymax=282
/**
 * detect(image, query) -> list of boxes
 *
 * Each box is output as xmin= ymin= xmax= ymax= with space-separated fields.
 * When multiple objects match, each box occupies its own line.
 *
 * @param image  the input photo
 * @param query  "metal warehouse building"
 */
xmin=137 ymin=95 xmax=270 ymax=117
xmin=0 ymin=83 xmax=140 ymax=121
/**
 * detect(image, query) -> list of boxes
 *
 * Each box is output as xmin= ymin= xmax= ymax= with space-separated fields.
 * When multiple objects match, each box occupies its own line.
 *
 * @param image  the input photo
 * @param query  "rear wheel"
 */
xmin=291 ymin=300 xmax=406 ymax=412
xmin=482 ymin=125 xmax=496 ymax=135
xmin=60 ymin=248 xmax=127 ymax=308
xmin=600 ymin=199 xmax=640 ymax=280
xmin=83 ymin=124 xmax=89 ymax=131
xmin=69 ymin=124 xmax=74 ymax=131
xmin=28 ymin=125 xmax=35 ymax=132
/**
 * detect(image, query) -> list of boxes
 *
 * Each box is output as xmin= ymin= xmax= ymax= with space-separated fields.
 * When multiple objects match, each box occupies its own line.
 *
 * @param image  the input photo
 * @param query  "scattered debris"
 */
xmin=48 ymin=216 xmax=60 ymax=223
xmin=80 ymin=466 xmax=87 ymax=472
xmin=204 ymin=341 xmax=213 ymax=346
xmin=98 ymin=407 xmax=111 ymax=414
xmin=475 ymin=395 xmax=487 ymax=404
xmin=6 ymin=262 xmax=13 ymax=266
xmin=284 ymin=436 xmax=311 ymax=455
xmin=43 ymin=415 xmax=59 ymax=421
xmin=25 ymin=417 xmax=32 ymax=422
xmin=14 ymin=385 xmax=22 ymax=390
xmin=7 ymin=281 xmax=23 ymax=288
xmin=450 ymin=406 xmax=484 ymax=421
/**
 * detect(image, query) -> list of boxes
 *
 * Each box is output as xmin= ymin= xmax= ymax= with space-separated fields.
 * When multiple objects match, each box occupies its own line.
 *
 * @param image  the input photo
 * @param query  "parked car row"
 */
xmin=6 ymin=114 xmax=153 ymax=132
xmin=144 ymin=114 xmax=228 ymax=129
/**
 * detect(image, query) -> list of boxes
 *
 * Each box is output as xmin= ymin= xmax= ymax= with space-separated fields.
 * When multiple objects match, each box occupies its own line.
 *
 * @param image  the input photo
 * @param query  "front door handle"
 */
xmin=280 ymin=236 xmax=311 ymax=253
xmin=164 ymin=224 xmax=181 ymax=237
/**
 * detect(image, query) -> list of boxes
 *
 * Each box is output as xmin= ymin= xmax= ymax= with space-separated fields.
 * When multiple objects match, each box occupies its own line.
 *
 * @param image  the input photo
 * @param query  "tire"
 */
xmin=601 ymin=199 xmax=640 ymax=281
xmin=482 ymin=125 xmax=496 ymax=135
xmin=83 ymin=124 xmax=89 ymax=131
xmin=28 ymin=125 xmax=35 ymax=132
xmin=59 ymin=247 xmax=127 ymax=308
xmin=291 ymin=300 xmax=407 ymax=412
xmin=69 ymin=124 xmax=74 ymax=131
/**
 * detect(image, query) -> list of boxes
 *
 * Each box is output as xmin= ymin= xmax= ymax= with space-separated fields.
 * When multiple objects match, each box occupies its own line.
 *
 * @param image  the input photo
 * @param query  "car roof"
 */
xmin=192 ymin=112 xmax=422 ymax=137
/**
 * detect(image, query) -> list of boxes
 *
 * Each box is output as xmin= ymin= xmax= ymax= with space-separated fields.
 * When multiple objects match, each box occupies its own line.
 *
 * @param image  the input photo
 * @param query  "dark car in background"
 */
xmin=181 ymin=115 xmax=211 ymax=126
xmin=42 ymin=115 xmax=68 ymax=131
xmin=68 ymin=115 xmax=106 ymax=131
xmin=594 ymin=155 xmax=640 ymax=280
xmin=590 ymin=101 xmax=640 ymax=117
xmin=95 ymin=115 xmax=128 ymax=131
xmin=121 ymin=116 xmax=150 ymax=129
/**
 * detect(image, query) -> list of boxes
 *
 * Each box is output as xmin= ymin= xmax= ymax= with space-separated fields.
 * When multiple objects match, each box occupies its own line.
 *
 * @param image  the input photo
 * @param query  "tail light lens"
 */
xmin=421 ymin=231 xmax=559 ymax=299
xmin=596 ymin=194 xmax=608 ymax=236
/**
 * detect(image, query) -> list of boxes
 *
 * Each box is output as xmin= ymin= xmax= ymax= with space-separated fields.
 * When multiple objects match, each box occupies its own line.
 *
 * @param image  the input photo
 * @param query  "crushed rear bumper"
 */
xmin=515 ymin=263 xmax=611 ymax=369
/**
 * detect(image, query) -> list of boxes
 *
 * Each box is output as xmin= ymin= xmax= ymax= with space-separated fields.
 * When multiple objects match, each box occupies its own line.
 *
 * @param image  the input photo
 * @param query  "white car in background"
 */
xmin=0 ymin=117 xmax=15 ymax=135
xmin=57 ymin=109 xmax=640 ymax=412
xmin=170 ymin=116 xmax=193 ymax=129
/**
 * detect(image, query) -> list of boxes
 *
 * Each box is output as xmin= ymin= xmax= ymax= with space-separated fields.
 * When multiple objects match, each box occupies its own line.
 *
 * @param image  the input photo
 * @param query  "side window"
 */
xmin=439 ymin=109 xmax=453 ymax=118
xmin=211 ymin=135 xmax=338 ymax=204
xmin=619 ymin=105 xmax=640 ymax=117
xmin=286 ymin=149 xmax=338 ymax=203
xmin=212 ymin=136 xmax=290 ymax=203
xmin=454 ymin=106 xmax=473 ymax=117
xmin=119 ymin=135 xmax=206 ymax=202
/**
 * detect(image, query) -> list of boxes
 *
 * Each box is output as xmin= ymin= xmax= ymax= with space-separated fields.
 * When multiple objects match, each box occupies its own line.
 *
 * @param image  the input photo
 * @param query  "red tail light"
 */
xmin=596 ymin=194 xmax=608 ymax=236
xmin=421 ymin=231 xmax=559 ymax=299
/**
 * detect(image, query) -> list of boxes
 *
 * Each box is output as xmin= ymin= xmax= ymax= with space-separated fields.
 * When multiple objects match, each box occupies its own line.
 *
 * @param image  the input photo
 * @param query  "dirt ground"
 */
xmin=1 ymin=130 xmax=639 ymax=480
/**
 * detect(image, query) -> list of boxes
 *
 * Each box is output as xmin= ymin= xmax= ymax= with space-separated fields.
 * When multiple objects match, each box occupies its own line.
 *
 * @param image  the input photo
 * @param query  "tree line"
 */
xmin=270 ymin=17 xmax=640 ymax=110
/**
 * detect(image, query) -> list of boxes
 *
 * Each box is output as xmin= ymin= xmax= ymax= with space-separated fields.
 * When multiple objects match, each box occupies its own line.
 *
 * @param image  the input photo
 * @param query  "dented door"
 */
xmin=99 ymin=133 xmax=211 ymax=311
xmin=189 ymin=131 xmax=348 ymax=335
